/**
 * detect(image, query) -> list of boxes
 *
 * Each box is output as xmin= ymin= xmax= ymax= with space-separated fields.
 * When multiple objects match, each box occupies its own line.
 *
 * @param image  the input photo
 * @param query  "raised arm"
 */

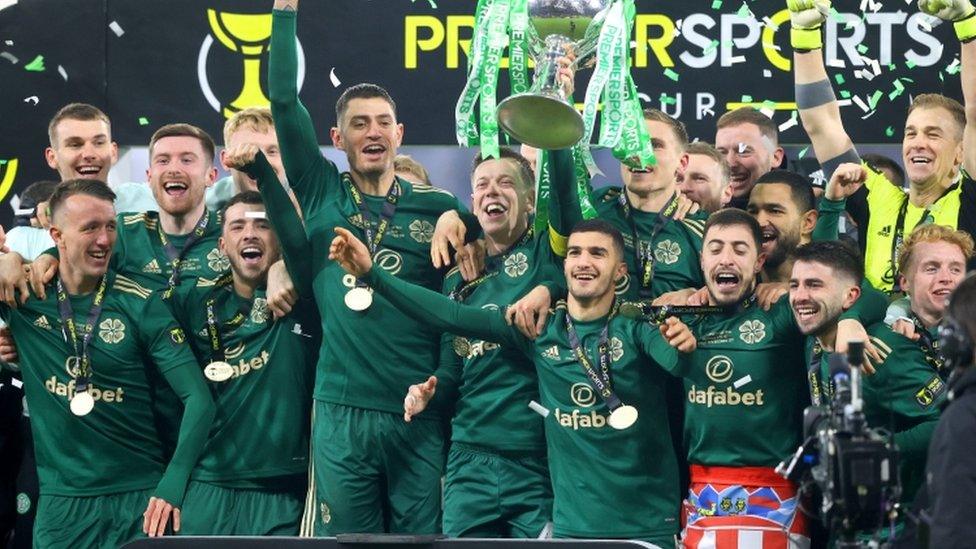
xmin=918 ymin=0 xmax=976 ymax=173
xmin=546 ymin=148 xmax=582 ymax=257
xmin=329 ymin=227 xmax=527 ymax=350
xmin=269 ymin=1 xmax=330 ymax=194
xmin=789 ymin=0 xmax=860 ymax=178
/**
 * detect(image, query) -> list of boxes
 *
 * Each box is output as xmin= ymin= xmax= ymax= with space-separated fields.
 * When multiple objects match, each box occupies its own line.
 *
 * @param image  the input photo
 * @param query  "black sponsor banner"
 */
xmin=0 ymin=0 xmax=964 ymax=222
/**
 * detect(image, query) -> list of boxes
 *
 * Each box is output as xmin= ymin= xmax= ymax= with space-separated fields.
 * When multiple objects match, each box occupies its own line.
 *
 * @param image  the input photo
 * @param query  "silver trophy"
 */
xmin=496 ymin=0 xmax=613 ymax=150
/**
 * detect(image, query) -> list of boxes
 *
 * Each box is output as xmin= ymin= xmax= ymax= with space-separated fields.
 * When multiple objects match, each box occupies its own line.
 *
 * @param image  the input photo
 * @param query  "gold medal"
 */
xmin=608 ymin=404 xmax=639 ymax=430
xmin=453 ymin=336 xmax=471 ymax=357
xmin=204 ymin=361 xmax=235 ymax=382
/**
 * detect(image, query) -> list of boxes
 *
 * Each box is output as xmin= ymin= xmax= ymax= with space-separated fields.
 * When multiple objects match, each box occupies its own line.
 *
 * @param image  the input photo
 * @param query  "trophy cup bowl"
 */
xmin=496 ymin=0 xmax=612 ymax=150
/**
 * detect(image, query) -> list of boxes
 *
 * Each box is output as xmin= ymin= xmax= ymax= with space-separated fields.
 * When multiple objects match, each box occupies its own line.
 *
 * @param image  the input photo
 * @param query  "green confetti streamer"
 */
xmin=868 ymin=90 xmax=883 ymax=110
xmin=856 ymin=44 xmax=868 ymax=54
xmin=664 ymin=68 xmax=679 ymax=82
xmin=736 ymin=3 xmax=751 ymax=17
xmin=138 ymin=117 xmax=149 ymax=126
xmin=840 ymin=90 xmax=851 ymax=99
xmin=885 ymin=126 xmax=894 ymax=137
xmin=741 ymin=95 xmax=753 ymax=102
xmin=703 ymin=39 xmax=719 ymax=55
xmin=906 ymin=60 xmax=917 ymax=69
xmin=24 ymin=55 xmax=44 ymax=72
xmin=834 ymin=74 xmax=845 ymax=85
xmin=711 ymin=0 xmax=723 ymax=9
xmin=799 ymin=146 xmax=809 ymax=158
xmin=659 ymin=93 xmax=677 ymax=106
xmin=948 ymin=63 xmax=961 ymax=75
xmin=0 ymin=159 xmax=7 ymax=165
xmin=761 ymin=99 xmax=776 ymax=111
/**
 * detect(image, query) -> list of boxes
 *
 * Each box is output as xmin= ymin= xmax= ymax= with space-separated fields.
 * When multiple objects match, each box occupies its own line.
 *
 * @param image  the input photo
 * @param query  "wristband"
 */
xmin=791 ymin=26 xmax=823 ymax=51
xmin=955 ymin=10 xmax=976 ymax=42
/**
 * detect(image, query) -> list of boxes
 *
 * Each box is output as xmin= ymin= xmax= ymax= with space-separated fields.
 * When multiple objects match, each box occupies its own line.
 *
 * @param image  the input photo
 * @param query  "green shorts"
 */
xmin=33 ymin=488 xmax=153 ymax=549
xmin=442 ymin=443 xmax=552 ymax=538
xmin=309 ymin=401 xmax=445 ymax=535
xmin=179 ymin=478 xmax=305 ymax=536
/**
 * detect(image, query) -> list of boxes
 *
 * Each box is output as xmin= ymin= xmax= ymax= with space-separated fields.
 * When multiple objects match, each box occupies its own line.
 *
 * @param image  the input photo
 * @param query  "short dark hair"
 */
xmin=716 ymin=107 xmax=779 ymax=146
xmin=48 ymin=179 xmax=117 ymax=221
xmin=753 ymin=169 xmax=816 ymax=213
xmin=570 ymin=218 xmax=625 ymax=259
xmin=472 ymin=148 xmax=535 ymax=190
xmin=703 ymin=208 xmax=763 ymax=250
xmin=220 ymin=190 xmax=264 ymax=222
xmin=48 ymin=103 xmax=111 ymax=147
xmin=861 ymin=153 xmax=905 ymax=187
xmin=336 ymin=83 xmax=397 ymax=125
xmin=643 ymin=108 xmax=688 ymax=149
xmin=149 ymin=123 xmax=216 ymax=166
xmin=21 ymin=180 xmax=60 ymax=208
xmin=792 ymin=240 xmax=864 ymax=284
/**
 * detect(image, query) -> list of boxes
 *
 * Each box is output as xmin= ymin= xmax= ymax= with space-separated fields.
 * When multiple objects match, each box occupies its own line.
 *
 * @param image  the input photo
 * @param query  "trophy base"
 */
xmin=497 ymin=93 xmax=584 ymax=150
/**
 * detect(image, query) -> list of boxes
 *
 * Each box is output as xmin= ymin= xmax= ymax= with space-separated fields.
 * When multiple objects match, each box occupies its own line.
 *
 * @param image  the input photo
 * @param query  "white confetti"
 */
xmin=23 ymin=95 xmax=38 ymax=105
xmin=853 ymin=95 xmax=870 ymax=112
xmin=11 ymin=378 xmax=22 ymax=389
xmin=738 ymin=142 xmax=748 ymax=154
xmin=760 ymin=106 xmax=775 ymax=119
xmin=763 ymin=69 xmax=772 ymax=78
xmin=329 ymin=67 xmax=341 ymax=88
xmin=778 ymin=116 xmax=798 ymax=132
xmin=528 ymin=400 xmax=550 ymax=418
xmin=3 ymin=40 xmax=11 ymax=46
xmin=57 ymin=64 xmax=67 ymax=81
xmin=729 ymin=55 xmax=746 ymax=64
xmin=826 ymin=58 xmax=846 ymax=69
xmin=244 ymin=211 xmax=267 ymax=219
xmin=733 ymin=375 xmax=753 ymax=389
xmin=109 ymin=21 xmax=124 ymax=37
xmin=837 ymin=99 xmax=853 ymax=107
xmin=762 ymin=17 xmax=779 ymax=31
xmin=0 ymin=51 xmax=16 ymax=64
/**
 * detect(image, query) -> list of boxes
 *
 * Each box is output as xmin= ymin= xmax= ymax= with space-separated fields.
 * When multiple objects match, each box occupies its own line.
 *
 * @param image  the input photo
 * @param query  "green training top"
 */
xmin=680 ymin=296 xmax=809 ymax=467
xmin=364 ymin=266 xmax=682 ymax=541
xmin=810 ymin=323 xmax=944 ymax=505
xmin=0 ymin=272 xmax=214 ymax=505
xmin=270 ymin=10 xmax=464 ymax=417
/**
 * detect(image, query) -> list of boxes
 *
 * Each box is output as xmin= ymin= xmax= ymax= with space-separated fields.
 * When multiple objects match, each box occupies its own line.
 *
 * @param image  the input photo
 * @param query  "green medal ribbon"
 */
xmin=533 ymin=149 xmax=552 ymax=234
xmin=456 ymin=0 xmax=492 ymax=147
xmin=508 ymin=0 xmax=530 ymax=96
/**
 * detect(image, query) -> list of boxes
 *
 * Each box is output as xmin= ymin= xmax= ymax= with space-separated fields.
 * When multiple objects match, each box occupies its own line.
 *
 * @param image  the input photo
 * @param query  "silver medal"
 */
xmin=345 ymin=286 xmax=373 ymax=311
xmin=204 ymin=361 xmax=235 ymax=382
xmin=608 ymin=404 xmax=639 ymax=430
xmin=70 ymin=390 xmax=95 ymax=417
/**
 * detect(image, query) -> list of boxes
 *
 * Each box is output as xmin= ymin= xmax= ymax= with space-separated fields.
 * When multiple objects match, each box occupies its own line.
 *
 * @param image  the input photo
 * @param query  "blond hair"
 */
xmin=394 ymin=154 xmax=431 ymax=186
xmin=685 ymin=141 xmax=730 ymax=184
xmin=906 ymin=94 xmax=966 ymax=141
xmin=222 ymin=107 xmax=275 ymax=146
xmin=716 ymin=107 xmax=779 ymax=146
xmin=898 ymin=224 xmax=975 ymax=275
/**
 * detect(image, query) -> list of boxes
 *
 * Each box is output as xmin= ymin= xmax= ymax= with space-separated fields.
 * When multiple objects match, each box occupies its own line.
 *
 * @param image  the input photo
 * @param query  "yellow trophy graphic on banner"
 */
xmin=0 ymin=159 xmax=19 ymax=204
xmin=206 ymin=9 xmax=272 ymax=118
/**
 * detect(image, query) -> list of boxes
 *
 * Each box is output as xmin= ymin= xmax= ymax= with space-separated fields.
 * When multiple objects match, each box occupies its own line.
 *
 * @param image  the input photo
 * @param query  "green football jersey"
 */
xmin=0 ymin=272 xmax=201 ymax=497
xmin=440 ymin=228 xmax=562 ymax=454
xmin=269 ymin=12 xmax=463 ymax=418
xmin=811 ymin=323 xmax=944 ymax=504
xmin=170 ymin=276 xmax=318 ymax=485
xmin=113 ymin=210 xmax=226 ymax=291
xmin=591 ymin=187 xmax=707 ymax=299
xmin=679 ymin=296 xmax=809 ymax=467
xmin=365 ymin=267 xmax=683 ymax=541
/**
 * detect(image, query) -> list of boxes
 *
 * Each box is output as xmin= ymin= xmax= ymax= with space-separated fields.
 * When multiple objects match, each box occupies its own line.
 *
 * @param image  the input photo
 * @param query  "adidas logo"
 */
xmin=143 ymin=259 xmax=162 ymax=274
xmin=542 ymin=345 xmax=560 ymax=361
xmin=33 ymin=316 xmax=51 ymax=331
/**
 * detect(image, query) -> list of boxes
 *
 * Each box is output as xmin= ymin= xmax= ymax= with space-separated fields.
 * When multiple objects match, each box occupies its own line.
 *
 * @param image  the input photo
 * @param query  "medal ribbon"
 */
xmin=56 ymin=275 xmax=110 ymax=389
xmin=204 ymin=278 xmax=251 ymax=364
xmin=344 ymin=173 xmax=400 ymax=256
xmin=619 ymin=192 xmax=680 ymax=296
xmin=533 ymin=147 xmax=598 ymax=235
xmin=885 ymin=193 xmax=940 ymax=291
xmin=564 ymin=303 xmax=625 ymax=413
xmin=159 ymin=209 xmax=211 ymax=299
xmin=909 ymin=311 xmax=947 ymax=373
xmin=508 ymin=0 xmax=529 ymax=96
xmin=449 ymin=226 xmax=534 ymax=302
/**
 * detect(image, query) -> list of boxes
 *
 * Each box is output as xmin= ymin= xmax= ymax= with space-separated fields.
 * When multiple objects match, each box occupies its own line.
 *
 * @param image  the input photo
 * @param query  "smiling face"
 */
xmin=51 ymin=193 xmax=117 ymax=284
xmin=564 ymin=231 xmax=627 ymax=305
xmin=219 ymin=201 xmax=281 ymax=288
xmin=789 ymin=260 xmax=860 ymax=336
xmin=902 ymin=106 xmax=963 ymax=188
xmin=45 ymin=118 xmax=118 ymax=182
xmin=747 ymin=183 xmax=813 ymax=271
xmin=148 ymin=135 xmax=216 ymax=217
xmin=471 ymin=157 xmax=533 ymax=243
xmin=715 ymin=122 xmax=782 ymax=199
xmin=621 ymin=119 xmax=686 ymax=195
xmin=331 ymin=97 xmax=403 ymax=181
xmin=701 ymin=223 xmax=764 ymax=306
xmin=677 ymin=152 xmax=730 ymax=213
xmin=902 ymin=240 xmax=967 ymax=324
